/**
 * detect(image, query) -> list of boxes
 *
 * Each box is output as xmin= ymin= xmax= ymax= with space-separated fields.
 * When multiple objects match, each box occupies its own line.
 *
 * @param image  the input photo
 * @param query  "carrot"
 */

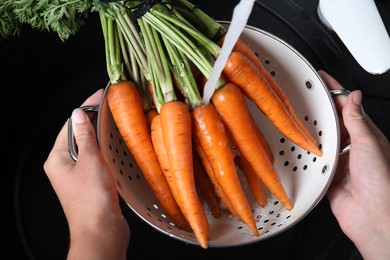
xmin=107 ymin=81 xmax=191 ymax=230
xmin=235 ymin=155 xmax=267 ymax=208
xmin=193 ymin=150 xmax=221 ymax=218
xmin=223 ymin=51 xmax=322 ymax=157
xmin=230 ymin=37 xmax=320 ymax=149
xmin=200 ymin=69 xmax=274 ymax=163
xmin=191 ymin=103 xmax=259 ymax=236
xmin=193 ymin=137 xmax=238 ymax=217
xmin=145 ymin=107 xmax=158 ymax=129
xmin=252 ymin=118 xmax=274 ymax=163
xmin=160 ymin=100 xmax=209 ymax=249
xmin=211 ymin=82 xmax=293 ymax=210
xmin=150 ymin=113 xmax=193 ymax=232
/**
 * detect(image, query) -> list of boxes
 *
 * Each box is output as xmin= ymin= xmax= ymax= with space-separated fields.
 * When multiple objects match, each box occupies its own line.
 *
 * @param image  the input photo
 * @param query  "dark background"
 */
xmin=2 ymin=0 xmax=390 ymax=259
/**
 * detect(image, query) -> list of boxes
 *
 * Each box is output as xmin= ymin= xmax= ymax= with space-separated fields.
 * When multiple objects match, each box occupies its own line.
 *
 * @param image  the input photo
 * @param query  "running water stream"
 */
xmin=202 ymin=0 xmax=255 ymax=103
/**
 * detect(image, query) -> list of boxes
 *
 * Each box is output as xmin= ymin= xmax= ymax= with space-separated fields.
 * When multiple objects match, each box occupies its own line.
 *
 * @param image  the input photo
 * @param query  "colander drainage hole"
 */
xmin=322 ymin=164 xmax=329 ymax=175
xmin=305 ymin=80 xmax=313 ymax=90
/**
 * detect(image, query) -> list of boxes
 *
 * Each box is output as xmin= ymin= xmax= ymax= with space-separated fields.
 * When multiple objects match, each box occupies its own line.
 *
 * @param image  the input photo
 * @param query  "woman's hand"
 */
xmin=44 ymin=89 xmax=130 ymax=260
xmin=319 ymin=70 xmax=390 ymax=260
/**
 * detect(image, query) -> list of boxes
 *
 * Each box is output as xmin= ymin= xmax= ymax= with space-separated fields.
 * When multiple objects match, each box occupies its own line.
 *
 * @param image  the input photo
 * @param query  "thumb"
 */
xmin=71 ymin=108 xmax=100 ymax=160
xmin=342 ymin=90 xmax=370 ymax=139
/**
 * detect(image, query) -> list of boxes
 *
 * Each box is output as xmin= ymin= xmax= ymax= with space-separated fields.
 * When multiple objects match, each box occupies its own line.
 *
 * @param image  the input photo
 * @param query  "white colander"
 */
xmin=70 ymin=24 xmax=348 ymax=248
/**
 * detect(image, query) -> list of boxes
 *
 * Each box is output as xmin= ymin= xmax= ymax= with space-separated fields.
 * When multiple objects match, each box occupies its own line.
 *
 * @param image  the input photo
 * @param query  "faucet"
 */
xmin=318 ymin=0 xmax=390 ymax=75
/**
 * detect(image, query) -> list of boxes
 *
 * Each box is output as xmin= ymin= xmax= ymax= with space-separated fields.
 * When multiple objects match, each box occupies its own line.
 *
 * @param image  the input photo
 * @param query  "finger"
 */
xmin=342 ymin=90 xmax=372 ymax=140
xmin=44 ymin=120 xmax=75 ymax=177
xmin=71 ymin=108 xmax=100 ymax=161
xmin=79 ymin=88 xmax=104 ymax=125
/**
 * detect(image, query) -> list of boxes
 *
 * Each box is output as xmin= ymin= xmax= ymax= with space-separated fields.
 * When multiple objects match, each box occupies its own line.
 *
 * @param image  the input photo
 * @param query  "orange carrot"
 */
xmin=252 ymin=118 xmax=274 ymax=163
xmin=150 ymin=113 xmax=192 ymax=232
xmin=193 ymin=137 xmax=238 ymax=217
xmin=107 ymin=81 xmax=190 ymax=230
xmin=211 ymin=82 xmax=293 ymax=210
xmin=193 ymin=151 xmax=221 ymax=218
xmin=231 ymin=38 xmax=319 ymax=148
xmin=160 ymin=100 xmax=209 ymax=249
xmin=223 ymin=51 xmax=322 ymax=157
xmin=235 ymin=155 xmax=267 ymax=208
xmin=145 ymin=108 xmax=158 ymax=129
xmin=191 ymin=103 xmax=259 ymax=236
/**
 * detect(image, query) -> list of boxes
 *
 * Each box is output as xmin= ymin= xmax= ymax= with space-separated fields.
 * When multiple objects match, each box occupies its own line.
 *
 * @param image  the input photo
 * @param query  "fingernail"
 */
xmin=72 ymin=109 xmax=88 ymax=124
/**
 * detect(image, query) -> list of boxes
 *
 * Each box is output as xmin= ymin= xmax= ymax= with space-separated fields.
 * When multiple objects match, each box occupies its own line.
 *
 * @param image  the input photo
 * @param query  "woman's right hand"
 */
xmin=319 ymin=70 xmax=390 ymax=259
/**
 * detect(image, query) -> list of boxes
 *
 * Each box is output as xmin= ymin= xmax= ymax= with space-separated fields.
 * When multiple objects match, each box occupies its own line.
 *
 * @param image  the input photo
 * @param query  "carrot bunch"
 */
xmin=97 ymin=0 xmax=323 ymax=249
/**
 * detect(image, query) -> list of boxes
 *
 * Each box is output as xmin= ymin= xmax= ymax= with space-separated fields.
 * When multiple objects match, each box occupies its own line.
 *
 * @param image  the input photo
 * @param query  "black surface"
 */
xmin=3 ymin=0 xmax=390 ymax=259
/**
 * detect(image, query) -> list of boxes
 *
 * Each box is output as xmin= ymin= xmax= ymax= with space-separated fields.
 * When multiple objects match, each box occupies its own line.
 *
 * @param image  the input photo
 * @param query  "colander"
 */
xmin=69 ymin=23 xmax=350 ymax=248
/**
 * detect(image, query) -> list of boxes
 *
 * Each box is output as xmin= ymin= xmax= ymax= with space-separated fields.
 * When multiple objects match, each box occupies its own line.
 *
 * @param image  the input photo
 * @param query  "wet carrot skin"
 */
xmin=191 ymin=103 xmax=259 ymax=236
xmin=193 ymin=137 xmax=239 ymax=217
xmin=151 ymin=114 xmax=192 ymax=232
xmin=218 ymin=35 xmax=321 ymax=154
xmin=211 ymin=82 xmax=293 ymax=210
xmin=235 ymin=155 xmax=267 ymax=208
xmin=223 ymin=51 xmax=322 ymax=157
xmin=160 ymin=100 xmax=210 ymax=249
xmin=193 ymin=151 xmax=222 ymax=218
xmin=232 ymin=38 xmax=320 ymax=150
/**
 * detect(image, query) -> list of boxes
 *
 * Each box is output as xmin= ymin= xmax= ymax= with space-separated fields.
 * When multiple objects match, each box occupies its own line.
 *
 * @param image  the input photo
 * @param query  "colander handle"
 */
xmin=68 ymin=105 xmax=99 ymax=162
xmin=329 ymin=89 xmax=360 ymax=155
